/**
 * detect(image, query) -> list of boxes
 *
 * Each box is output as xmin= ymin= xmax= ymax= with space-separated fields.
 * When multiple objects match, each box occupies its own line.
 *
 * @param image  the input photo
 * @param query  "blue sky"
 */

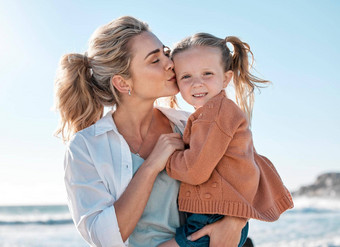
xmin=0 ymin=0 xmax=339 ymax=205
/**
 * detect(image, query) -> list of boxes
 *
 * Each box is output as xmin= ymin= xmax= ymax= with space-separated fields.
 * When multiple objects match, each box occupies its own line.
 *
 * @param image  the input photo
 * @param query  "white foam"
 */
xmin=292 ymin=196 xmax=340 ymax=211
xmin=248 ymin=197 xmax=340 ymax=247
xmin=254 ymin=234 xmax=340 ymax=247
xmin=0 ymin=212 xmax=72 ymax=224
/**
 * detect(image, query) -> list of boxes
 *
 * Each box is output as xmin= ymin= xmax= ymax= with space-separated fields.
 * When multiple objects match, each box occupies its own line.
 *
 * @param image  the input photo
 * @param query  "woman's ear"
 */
xmin=111 ymin=75 xmax=131 ymax=95
xmin=223 ymin=70 xmax=234 ymax=88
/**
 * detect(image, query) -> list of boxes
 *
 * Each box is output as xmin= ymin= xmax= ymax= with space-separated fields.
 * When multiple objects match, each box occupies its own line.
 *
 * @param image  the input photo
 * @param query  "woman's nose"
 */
xmin=165 ymin=57 xmax=174 ymax=70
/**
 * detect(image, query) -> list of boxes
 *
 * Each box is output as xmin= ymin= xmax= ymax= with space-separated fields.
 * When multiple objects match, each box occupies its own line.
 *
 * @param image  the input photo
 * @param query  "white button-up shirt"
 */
xmin=64 ymin=106 xmax=190 ymax=247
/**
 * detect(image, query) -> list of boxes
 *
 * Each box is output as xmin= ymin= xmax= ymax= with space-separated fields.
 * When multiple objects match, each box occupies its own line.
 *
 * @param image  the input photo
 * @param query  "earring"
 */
xmin=128 ymin=89 xmax=131 ymax=96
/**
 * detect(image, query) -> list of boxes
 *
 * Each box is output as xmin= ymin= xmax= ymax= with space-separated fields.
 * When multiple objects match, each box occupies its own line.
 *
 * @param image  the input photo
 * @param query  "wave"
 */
xmin=249 ymin=197 xmax=340 ymax=247
xmin=0 ymin=212 xmax=73 ymax=225
xmin=0 ymin=205 xmax=73 ymax=225
xmin=255 ymin=235 xmax=340 ymax=247
xmin=0 ymin=218 xmax=73 ymax=225
xmin=292 ymin=196 xmax=340 ymax=211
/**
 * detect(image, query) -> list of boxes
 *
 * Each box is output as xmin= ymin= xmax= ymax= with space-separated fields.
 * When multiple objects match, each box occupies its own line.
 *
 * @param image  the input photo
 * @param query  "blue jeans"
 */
xmin=175 ymin=213 xmax=249 ymax=247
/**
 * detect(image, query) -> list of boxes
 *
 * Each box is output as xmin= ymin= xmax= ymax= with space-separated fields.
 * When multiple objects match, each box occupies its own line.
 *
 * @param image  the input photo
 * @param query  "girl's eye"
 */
xmin=181 ymin=75 xmax=191 ymax=80
xmin=152 ymin=59 xmax=160 ymax=64
xmin=204 ymin=72 xmax=213 ymax=76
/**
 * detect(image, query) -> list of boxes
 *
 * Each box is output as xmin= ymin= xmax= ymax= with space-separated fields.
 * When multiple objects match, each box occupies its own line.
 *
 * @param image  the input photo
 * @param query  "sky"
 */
xmin=0 ymin=0 xmax=339 ymax=205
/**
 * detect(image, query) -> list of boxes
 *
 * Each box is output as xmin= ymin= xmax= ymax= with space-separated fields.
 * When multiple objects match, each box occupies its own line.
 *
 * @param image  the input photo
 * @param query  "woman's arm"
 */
xmin=188 ymin=216 xmax=248 ymax=247
xmin=115 ymin=133 xmax=184 ymax=241
xmin=65 ymin=132 xmax=184 ymax=246
xmin=159 ymin=215 xmax=248 ymax=247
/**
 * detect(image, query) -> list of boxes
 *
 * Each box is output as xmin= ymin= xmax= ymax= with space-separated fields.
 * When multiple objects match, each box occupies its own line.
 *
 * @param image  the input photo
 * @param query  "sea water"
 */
xmin=248 ymin=197 xmax=340 ymax=247
xmin=0 ymin=205 xmax=87 ymax=247
xmin=1 ymin=197 xmax=340 ymax=247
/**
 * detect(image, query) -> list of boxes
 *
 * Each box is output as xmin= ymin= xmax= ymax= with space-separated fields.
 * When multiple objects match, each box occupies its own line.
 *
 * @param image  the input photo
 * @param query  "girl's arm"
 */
xmin=166 ymin=120 xmax=244 ymax=185
xmin=166 ymin=99 xmax=247 ymax=186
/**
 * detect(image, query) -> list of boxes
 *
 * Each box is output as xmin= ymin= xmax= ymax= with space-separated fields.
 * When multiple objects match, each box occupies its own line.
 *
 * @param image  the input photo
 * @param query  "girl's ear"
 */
xmin=223 ymin=70 xmax=234 ymax=88
xmin=111 ymin=75 xmax=131 ymax=94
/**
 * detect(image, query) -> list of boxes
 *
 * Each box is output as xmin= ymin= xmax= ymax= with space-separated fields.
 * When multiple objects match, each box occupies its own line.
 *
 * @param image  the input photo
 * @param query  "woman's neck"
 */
xmin=114 ymin=100 xmax=155 ymax=138
xmin=113 ymin=99 xmax=173 ymax=158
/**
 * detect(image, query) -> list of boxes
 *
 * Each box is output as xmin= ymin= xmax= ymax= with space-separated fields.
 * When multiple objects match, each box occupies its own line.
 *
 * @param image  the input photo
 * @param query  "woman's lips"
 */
xmin=168 ymin=75 xmax=176 ymax=82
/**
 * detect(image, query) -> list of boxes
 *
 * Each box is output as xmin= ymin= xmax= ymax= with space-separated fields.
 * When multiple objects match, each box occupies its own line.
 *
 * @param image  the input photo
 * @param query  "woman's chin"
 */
xmin=167 ymin=83 xmax=180 ymax=95
xmin=155 ymin=83 xmax=179 ymax=98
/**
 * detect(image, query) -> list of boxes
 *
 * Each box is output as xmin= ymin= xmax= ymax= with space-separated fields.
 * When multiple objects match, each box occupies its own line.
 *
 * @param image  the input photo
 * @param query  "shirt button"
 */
xmin=211 ymin=182 xmax=217 ymax=188
xmin=204 ymin=193 xmax=211 ymax=199
xmin=126 ymin=165 xmax=128 ymax=168
xmin=186 ymin=191 xmax=191 ymax=197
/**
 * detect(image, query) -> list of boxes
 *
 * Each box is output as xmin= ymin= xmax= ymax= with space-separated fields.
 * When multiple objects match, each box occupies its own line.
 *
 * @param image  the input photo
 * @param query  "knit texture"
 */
xmin=166 ymin=91 xmax=294 ymax=221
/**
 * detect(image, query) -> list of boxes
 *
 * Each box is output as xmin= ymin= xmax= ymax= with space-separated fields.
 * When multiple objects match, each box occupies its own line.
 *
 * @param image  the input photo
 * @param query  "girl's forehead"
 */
xmin=190 ymin=46 xmax=220 ymax=54
xmin=174 ymin=46 xmax=221 ymax=61
xmin=173 ymin=46 xmax=224 ymax=72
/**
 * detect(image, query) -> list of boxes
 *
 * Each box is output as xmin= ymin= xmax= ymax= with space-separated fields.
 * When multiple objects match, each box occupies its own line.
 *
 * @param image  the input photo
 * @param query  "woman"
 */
xmin=54 ymin=16 xmax=247 ymax=246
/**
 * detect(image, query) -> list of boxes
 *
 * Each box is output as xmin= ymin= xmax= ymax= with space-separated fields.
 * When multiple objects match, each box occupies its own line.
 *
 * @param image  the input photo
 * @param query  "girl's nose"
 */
xmin=192 ymin=77 xmax=203 ymax=87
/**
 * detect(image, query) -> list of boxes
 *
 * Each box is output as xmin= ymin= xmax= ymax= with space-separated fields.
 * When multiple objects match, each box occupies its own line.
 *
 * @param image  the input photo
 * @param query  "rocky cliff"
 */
xmin=292 ymin=172 xmax=340 ymax=198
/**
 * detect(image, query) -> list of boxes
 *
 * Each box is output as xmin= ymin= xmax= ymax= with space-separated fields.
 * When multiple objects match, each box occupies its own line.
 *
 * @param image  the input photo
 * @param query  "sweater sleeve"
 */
xmin=166 ymin=104 xmax=245 ymax=185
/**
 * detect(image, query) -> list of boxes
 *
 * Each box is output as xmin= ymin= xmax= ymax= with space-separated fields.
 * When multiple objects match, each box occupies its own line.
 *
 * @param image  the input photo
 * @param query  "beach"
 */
xmin=1 ymin=198 xmax=340 ymax=247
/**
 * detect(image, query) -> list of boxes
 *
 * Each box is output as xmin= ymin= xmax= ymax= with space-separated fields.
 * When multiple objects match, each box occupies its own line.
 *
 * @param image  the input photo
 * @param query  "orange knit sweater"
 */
xmin=166 ymin=91 xmax=293 ymax=221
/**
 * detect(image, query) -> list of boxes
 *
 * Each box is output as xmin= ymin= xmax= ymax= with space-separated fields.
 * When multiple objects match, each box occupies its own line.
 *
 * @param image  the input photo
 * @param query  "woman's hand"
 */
xmin=188 ymin=216 xmax=248 ymax=247
xmin=146 ymin=133 xmax=184 ymax=172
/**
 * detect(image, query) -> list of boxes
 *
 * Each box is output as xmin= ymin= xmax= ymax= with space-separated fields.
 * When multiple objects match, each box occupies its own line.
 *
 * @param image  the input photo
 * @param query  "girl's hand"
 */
xmin=146 ymin=133 xmax=184 ymax=172
xmin=188 ymin=216 xmax=248 ymax=247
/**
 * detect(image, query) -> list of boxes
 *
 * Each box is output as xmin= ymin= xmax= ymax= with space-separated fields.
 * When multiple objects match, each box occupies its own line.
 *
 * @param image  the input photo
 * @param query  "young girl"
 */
xmin=160 ymin=33 xmax=294 ymax=247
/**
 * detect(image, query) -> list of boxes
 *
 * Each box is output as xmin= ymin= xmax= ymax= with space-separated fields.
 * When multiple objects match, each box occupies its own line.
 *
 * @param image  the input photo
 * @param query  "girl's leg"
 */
xmin=158 ymin=238 xmax=180 ymax=247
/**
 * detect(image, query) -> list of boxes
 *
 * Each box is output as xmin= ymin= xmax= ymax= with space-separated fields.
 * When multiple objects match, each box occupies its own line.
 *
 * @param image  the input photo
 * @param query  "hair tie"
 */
xmin=225 ymin=36 xmax=230 ymax=44
xmin=90 ymin=75 xmax=105 ymax=91
xmin=224 ymin=36 xmax=233 ymax=55
xmin=83 ymin=52 xmax=91 ymax=68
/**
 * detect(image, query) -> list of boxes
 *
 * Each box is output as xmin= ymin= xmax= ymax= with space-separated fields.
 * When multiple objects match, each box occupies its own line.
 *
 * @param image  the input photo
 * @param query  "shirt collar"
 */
xmin=93 ymin=106 xmax=191 ymax=137
xmin=94 ymin=110 xmax=118 ymax=136
xmin=156 ymin=106 xmax=191 ymax=130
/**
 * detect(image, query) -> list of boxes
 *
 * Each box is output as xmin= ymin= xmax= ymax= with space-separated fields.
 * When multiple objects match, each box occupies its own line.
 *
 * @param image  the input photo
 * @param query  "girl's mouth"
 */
xmin=192 ymin=93 xmax=208 ymax=97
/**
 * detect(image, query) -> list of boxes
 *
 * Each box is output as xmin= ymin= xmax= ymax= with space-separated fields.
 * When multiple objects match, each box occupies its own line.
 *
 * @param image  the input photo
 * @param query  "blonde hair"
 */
xmin=54 ymin=16 xmax=150 ymax=142
xmin=172 ymin=33 xmax=270 ymax=122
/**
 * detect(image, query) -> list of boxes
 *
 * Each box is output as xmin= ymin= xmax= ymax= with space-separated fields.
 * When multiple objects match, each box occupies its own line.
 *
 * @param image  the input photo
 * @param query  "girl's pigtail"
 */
xmin=54 ymin=53 xmax=103 ymax=142
xmin=225 ymin=36 xmax=270 ymax=122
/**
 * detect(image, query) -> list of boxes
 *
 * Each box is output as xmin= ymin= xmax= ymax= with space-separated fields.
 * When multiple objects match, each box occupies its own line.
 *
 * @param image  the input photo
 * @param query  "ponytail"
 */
xmin=54 ymin=16 xmax=150 ymax=142
xmin=54 ymin=53 xmax=104 ymax=142
xmin=225 ymin=36 xmax=270 ymax=122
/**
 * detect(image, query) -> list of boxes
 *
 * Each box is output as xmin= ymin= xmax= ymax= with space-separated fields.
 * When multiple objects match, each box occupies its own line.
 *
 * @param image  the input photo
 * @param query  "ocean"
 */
xmin=0 ymin=205 xmax=86 ymax=247
xmin=1 ymin=197 xmax=340 ymax=247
